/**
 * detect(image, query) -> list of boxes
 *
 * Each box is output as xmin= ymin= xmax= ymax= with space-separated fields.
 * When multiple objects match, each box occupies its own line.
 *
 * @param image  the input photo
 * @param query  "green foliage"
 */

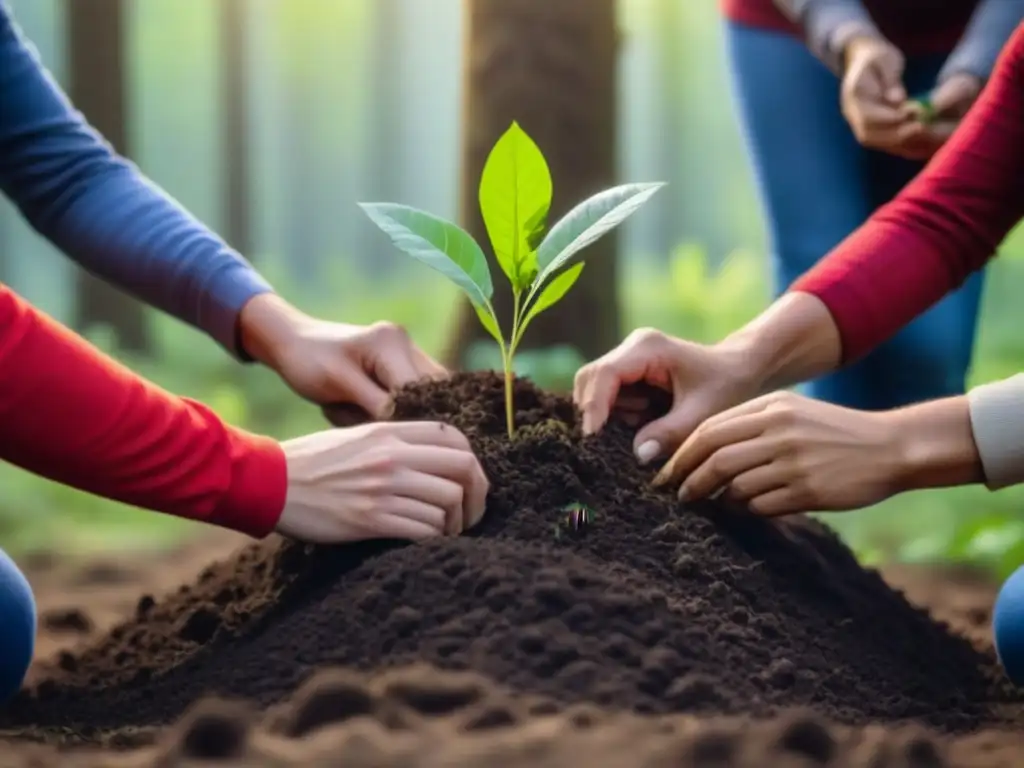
xmin=532 ymin=182 xmax=666 ymax=288
xmin=357 ymin=203 xmax=501 ymax=344
xmin=361 ymin=121 xmax=663 ymax=437
xmin=479 ymin=121 xmax=551 ymax=290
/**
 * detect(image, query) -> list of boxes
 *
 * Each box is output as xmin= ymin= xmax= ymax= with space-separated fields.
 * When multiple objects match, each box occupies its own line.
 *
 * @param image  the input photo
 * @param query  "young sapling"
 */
xmin=359 ymin=121 xmax=664 ymax=437
xmin=907 ymin=94 xmax=936 ymax=125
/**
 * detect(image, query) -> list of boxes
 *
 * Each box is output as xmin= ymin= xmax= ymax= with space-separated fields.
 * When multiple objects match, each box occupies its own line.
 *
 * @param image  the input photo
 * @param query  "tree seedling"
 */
xmin=554 ymin=502 xmax=595 ymax=540
xmin=359 ymin=121 xmax=664 ymax=437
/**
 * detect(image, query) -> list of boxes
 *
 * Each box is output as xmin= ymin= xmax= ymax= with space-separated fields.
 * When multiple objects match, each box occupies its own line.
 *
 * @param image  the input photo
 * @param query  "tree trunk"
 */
xmin=220 ymin=0 xmax=251 ymax=256
xmin=66 ymin=0 xmax=150 ymax=353
xmin=443 ymin=0 xmax=621 ymax=368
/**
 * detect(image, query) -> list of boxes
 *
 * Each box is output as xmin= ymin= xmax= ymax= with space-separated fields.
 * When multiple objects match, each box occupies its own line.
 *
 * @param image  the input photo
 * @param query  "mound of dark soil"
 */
xmin=1 ymin=373 xmax=1012 ymax=736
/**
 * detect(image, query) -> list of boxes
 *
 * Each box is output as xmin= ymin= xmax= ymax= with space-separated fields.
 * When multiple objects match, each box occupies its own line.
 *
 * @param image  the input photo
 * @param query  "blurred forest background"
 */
xmin=4 ymin=0 xmax=1024 ymax=577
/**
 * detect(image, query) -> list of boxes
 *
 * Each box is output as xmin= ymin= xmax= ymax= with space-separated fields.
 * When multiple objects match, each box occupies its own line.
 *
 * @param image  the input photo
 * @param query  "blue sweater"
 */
xmin=0 ymin=3 xmax=272 ymax=357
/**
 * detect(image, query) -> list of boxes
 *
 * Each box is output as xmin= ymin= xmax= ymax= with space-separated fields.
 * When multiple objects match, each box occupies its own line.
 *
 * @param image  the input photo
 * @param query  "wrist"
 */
xmin=888 ymin=396 xmax=984 ymax=493
xmin=237 ymin=293 xmax=312 ymax=370
xmin=716 ymin=292 xmax=843 ymax=395
xmin=838 ymin=27 xmax=888 ymax=71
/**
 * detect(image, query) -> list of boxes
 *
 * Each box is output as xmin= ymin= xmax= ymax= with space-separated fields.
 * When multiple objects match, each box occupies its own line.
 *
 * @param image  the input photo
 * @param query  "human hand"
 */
xmin=897 ymin=73 xmax=983 ymax=159
xmin=573 ymin=328 xmax=760 ymax=464
xmin=840 ymin=36 xmax=913 ymax=154
xmin=239 ymin=294 xmax=447 ymax=420
xmin=275 ymin=421 xmax=489 ymax=544
xmin=651 ymin=391 xmax=911 ymax=517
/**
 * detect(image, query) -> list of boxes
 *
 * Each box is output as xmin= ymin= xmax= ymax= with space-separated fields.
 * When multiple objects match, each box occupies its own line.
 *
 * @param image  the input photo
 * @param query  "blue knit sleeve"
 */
xmin=0 ymin=4 xmax=273 ymax=359
xmin=773 ymin=0 xmax=881 ymax=74
xmin=939 ymin=0 xmax=1024 ymax=83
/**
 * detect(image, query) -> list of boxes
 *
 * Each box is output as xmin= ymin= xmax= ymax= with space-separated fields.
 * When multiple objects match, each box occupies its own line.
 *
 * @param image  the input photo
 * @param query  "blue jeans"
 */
xmin=724 ymin=22 xmax=986 ymax=410
xmin=0 ymin=548 xmax=35 ymax=703
xmin=994 ymin=567 xmax=1024 ymax=684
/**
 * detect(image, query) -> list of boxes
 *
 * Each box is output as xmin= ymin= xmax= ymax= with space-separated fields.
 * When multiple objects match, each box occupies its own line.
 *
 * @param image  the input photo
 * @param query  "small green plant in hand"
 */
xmin=359 ymin=121 xmax=664 ymax=437
xmin=907 ymin=93 xmax=936 ymax=125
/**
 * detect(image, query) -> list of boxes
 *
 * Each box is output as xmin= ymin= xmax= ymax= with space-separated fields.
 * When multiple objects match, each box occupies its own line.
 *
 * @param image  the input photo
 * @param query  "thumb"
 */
xmin=885 ymin=82 xmax=907 ymax=104
xmin=929 ymin=76 xmax=976 ymax=116
xmin=633 ymin=405 xmax=702 ymax=466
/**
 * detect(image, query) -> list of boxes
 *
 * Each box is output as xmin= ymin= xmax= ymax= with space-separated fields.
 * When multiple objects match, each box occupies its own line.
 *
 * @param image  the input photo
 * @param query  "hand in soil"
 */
xmin=276 ymin=421 xmax=489 ymax=542
xmin=239 ymin=295 xmax=447 ymax=420
xmin=574 ymin=328 xmax=757 ymax=463
xmin=653 ymin=390 xmax=910 ymax=516
xmin=840 ymin=36 xmax=917 ymax=156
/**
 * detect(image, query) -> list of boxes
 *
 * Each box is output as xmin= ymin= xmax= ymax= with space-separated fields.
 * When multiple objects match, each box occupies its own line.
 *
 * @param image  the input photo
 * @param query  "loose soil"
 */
xmin=3 ymin=372 xmax=1024 ymax=766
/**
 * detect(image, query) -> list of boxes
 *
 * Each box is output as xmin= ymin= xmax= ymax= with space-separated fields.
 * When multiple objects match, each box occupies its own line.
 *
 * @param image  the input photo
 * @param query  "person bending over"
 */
xmin=0 ymin=4 xmax=488 ymax=703
xmin=575 ymin=21 xmax=1024 ymax=684
xmin=0 ymin=4 xmax=434 ymax=420
xmin=721 ymin=0 xmax=1023 ymax=409
xmin=0 ymin=285 xmax=489 ymax=703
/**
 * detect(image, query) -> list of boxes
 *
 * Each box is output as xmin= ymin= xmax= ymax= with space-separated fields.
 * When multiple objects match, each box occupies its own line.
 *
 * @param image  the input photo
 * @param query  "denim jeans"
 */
xmin=994 ymin=566 xmax=1024 ymax=684
xmin=724 ymin=22 xmax=986 ymax=410
xmin=0 ymin=547 xmax=35 ymax=703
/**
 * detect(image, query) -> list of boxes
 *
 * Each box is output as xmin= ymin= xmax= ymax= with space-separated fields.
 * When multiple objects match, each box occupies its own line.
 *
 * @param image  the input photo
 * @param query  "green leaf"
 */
xmin=478 ymin=121 xmax=553 ymax=291
xmin=524 ymin=206 xmax=548 ymax=251
xmin=532 ymin=182 xmax=665 ymax=290
xmin=520 ymin=263 xmax=584 ymax=331
xmin=359 ymin=202 xmax=494 ymax=309
xmin=474 ymin=302 xmax=504 ymax=346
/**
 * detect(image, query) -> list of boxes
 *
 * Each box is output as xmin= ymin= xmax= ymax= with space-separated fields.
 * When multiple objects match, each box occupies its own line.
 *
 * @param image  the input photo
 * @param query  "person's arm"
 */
xmin=721 ymin=23 xmax=1024 ymax=391
xmin=0 ymin=283 xmax=287 ymax=537
xmin=876 ymin=372 xmax=1024 ymax=494
xmin=938 ymin=0 xmax=1024 ymax=84
xmin=773 ymin=0 xmax=884 ymax=73
xmin=0 ymin=5 xmax=272 ymax=358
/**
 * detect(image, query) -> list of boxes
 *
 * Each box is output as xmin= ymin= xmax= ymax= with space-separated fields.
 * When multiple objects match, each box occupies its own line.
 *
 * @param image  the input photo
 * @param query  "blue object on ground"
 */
xmin=994 ymin=565 xmax=1024 ymax=685
xmin=0 ymin=547 xmax=36 ymax=703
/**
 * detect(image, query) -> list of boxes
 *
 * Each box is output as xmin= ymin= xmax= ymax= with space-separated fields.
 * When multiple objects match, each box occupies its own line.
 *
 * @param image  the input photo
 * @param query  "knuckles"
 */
xmin=625 ymin=326 xmax=669 ymax=351
xmin=574 ymin=328 xmax=673 ymax=391
xmin=366 ymin=320 xmax=411 ymax=346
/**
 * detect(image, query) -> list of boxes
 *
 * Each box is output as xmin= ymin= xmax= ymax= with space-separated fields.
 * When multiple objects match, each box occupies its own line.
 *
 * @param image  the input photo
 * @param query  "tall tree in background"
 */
xmin=66 ymin=0 xmax=150 ymax=353
xmin=444 ymin=0 xmax=620 ymax=368
xmin=220 ymin=0 xmax=251 ymax=256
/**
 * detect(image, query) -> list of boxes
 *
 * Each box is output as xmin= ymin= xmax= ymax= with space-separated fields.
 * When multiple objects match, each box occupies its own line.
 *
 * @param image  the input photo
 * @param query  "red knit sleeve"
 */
xmin=792 ymin=23 xmax=1024 ymax=363
xmin=0 ymin=284 xmax=287 ymax=537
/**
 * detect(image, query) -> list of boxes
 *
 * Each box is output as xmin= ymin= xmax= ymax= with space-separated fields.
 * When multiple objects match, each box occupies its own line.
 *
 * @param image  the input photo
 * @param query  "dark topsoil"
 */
xmin=3 ymin=372 xmax=1022 ymax=760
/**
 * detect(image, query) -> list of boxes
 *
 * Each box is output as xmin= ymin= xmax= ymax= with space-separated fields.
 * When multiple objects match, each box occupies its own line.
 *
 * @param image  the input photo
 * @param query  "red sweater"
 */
xmin=792 ymin=23 xmax=1024 ymax=363
xmin=0 ymin=284 xmax=287 ymax=537
xmin=721 ymin=0 xmax=976 ymax=55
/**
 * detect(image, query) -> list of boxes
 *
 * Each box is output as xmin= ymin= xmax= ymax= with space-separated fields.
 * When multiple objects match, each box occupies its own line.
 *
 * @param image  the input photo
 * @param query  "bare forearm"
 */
xmin=716 ymin=292 xmax=843 ymax=393
xmin=889 ymin=396 xmax=983 ymax=492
